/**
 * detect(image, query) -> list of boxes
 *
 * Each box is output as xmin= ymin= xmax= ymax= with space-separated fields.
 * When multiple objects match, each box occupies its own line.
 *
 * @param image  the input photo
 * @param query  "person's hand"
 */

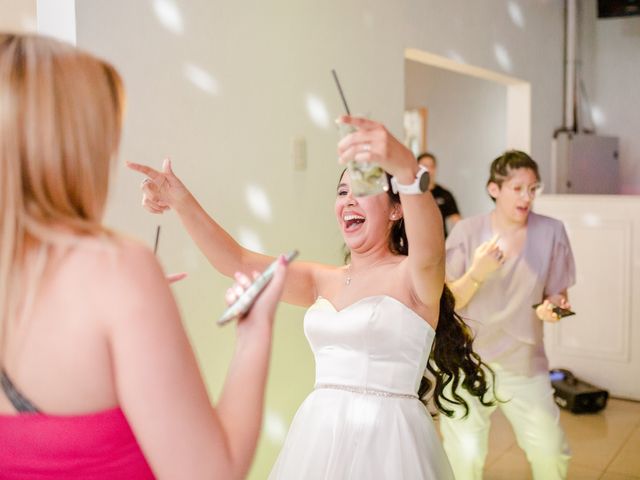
xmin=224 ymin=256 xmax=289 ymax=334
xmin=127 ymin=158 xmax=190 ymax=214
xmin=469 ymin=234 xmax=504 ymax=282
xmin=536 ymin=296 xmax=571 ymax=323
xmin=166 ymin=272 xmax=188 ymax=284
xmin=336 ymin=116 xmax=416 ymax=183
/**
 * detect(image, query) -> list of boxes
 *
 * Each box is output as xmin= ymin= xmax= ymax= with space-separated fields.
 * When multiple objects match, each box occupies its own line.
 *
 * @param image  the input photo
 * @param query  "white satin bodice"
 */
xmin=304 ymin=295 xmax=435 ymax=396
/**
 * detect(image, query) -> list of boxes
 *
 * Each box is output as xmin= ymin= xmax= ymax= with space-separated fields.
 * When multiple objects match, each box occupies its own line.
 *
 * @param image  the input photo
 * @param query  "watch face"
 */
xmin=419 ymin=170 xmax=431 ymax=192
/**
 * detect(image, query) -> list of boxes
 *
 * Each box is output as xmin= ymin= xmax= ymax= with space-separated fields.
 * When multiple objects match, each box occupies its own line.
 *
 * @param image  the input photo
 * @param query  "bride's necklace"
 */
xmin=345 ymin=258 xmax=397 ymax=286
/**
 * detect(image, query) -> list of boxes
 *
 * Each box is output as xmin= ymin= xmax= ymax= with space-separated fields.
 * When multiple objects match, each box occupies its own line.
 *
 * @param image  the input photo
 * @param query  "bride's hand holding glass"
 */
xmin=336 ymin=115 xmax=417 ymax=186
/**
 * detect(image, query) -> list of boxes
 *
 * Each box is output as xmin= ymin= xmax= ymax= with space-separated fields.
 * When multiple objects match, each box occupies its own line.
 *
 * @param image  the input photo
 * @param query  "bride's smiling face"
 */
xmin=335 ymin=171 xmax=398 ymax=253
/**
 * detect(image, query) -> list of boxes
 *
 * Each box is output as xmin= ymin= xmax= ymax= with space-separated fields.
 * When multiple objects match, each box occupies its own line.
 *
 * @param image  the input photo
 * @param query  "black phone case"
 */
xmin=532 ymin=303 xmax=576 ymax=318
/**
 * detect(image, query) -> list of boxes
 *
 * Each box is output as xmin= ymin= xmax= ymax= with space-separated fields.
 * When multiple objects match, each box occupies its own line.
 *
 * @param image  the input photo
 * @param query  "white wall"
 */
xmin=580 ymin=1 xmax=640 ymax=193
xmin=537 ymin=195 xmax=640 ymax=401
xmin=405 ymin=59 xmax=507 ymax=217
xmin=0 ymin=0 xmax=36 ymax=32
xmin=36 ymin=0 xmax=76 ymax=45
xmin=72 ymin=1 xmax=565 ymax=477
xmin=403 ymin=0 xmax=565 ymax=186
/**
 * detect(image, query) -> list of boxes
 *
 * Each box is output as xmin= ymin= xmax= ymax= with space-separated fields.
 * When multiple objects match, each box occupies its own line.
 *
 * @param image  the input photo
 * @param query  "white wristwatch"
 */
xmin=390 ymin=165 xmax=430 ymax=195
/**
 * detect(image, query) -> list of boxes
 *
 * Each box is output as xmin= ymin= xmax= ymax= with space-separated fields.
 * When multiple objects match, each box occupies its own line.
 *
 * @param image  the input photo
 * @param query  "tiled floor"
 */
xmin=465 ymin=398 xmax=640 ymax=479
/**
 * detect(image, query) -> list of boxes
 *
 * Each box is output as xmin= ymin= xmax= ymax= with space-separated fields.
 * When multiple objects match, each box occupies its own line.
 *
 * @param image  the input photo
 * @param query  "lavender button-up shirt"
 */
xmin=446 ymin=212 xmax=576 ymax=376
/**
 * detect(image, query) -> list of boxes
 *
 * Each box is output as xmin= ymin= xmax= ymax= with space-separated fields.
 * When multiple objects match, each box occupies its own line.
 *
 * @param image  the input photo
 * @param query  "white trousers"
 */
xmin=439 ymin=365 xmax=570 ymax=480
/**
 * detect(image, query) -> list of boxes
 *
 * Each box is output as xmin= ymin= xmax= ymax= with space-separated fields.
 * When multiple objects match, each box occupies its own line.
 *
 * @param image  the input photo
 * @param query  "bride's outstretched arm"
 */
xmin=127 ymin=159 xmax=324 ymax=306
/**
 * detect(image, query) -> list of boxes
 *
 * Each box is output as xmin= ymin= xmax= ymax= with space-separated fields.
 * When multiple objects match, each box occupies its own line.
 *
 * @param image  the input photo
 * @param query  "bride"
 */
xmin=129 ymin=116 xmax=494 ymax=479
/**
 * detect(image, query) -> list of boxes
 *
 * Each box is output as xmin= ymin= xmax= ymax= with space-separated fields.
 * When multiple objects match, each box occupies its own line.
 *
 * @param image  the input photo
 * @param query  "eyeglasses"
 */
xmin=504 ymin=182 xmax=544 ymax=199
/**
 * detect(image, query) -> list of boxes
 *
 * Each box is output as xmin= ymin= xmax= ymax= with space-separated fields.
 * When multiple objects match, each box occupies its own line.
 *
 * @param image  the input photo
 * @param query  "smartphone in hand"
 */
xmin=218 ymin=250 xmax=298 ymax=326
xmin=532 ymin=302 xmax=575 ymax=318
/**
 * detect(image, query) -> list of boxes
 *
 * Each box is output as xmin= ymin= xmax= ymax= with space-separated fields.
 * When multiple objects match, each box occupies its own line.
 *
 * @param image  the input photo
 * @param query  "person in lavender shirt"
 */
xmin=440 ymin=151 xmax=576 ymax=480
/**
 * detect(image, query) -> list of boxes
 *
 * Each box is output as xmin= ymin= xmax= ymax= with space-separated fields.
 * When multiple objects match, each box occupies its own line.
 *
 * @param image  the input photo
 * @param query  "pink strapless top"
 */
xmin=0 ymin=407 xmax=154 ymax=479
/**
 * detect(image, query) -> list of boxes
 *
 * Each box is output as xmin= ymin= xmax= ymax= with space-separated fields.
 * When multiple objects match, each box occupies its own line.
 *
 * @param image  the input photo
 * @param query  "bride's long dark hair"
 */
xmin=341 ymin=171 xmax=496 ymax=417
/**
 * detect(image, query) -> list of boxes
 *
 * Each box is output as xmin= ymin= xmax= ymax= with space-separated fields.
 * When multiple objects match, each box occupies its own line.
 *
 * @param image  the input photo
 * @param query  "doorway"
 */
xmin=404 ymin=48 xmax=531 ymax=218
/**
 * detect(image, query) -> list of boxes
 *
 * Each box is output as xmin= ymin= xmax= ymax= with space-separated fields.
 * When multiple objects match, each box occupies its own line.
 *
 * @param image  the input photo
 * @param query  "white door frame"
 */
xmin=404 ymin=48 xmax=531 ymax=153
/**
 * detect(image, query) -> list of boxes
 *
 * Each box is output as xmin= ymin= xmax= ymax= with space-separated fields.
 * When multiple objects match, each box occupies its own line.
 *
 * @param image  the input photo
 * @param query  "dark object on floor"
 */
xmin=598 ymin=0 xmax=640 ymax=18
xmin=549 ymin=369 xmax=609 ymax=414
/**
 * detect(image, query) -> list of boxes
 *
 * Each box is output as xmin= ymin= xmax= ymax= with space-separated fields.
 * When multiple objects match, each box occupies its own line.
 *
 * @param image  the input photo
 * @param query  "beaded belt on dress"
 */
xmin=314 ymin=383 xmax=419 ymax=400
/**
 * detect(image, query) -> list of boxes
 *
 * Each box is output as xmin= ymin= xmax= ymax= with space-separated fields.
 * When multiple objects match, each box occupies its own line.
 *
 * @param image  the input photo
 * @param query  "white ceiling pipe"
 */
xmin=565 ymin=0 xmax=577 ymax=130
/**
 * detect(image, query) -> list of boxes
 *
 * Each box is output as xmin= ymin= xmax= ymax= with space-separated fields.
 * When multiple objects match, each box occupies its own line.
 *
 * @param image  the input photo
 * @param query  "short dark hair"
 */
xmin=417 ymin=152 xmax=437 ymax=165
xmin=487 ymin=150 xmax=540 ymax=187
xmin=486 ymin=150 xmax=540 ymax=202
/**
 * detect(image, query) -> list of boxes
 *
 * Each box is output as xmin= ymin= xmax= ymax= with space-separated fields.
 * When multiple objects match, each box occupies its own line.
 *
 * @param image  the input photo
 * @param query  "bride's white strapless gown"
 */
xmin=269 ymin=295 xmax=454 ymax=479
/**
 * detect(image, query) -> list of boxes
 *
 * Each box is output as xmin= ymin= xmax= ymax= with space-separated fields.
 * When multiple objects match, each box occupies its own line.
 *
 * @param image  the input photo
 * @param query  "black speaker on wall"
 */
xmin=598 ymin=0 xmax=640 ymax=18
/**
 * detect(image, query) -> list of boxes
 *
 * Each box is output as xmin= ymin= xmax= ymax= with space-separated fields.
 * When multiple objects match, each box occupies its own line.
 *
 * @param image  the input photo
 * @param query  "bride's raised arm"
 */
xmin=336 ymin=116 xmax=445 ymax=309
xmin=127 ymin=159 xmax=331 ymax=307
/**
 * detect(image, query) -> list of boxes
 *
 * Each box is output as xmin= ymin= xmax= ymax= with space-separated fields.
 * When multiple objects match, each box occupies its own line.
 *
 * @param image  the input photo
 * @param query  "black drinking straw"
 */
xmin=153 ymin=225 xmax=161 ymax=255
xmin=331 ymin=69 xmax=351 ymax=115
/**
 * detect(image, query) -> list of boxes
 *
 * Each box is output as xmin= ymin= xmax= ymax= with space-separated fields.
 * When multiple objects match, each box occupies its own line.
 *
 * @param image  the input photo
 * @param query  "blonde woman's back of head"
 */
xmin=0 ymin=33 xmax=125 ymax=348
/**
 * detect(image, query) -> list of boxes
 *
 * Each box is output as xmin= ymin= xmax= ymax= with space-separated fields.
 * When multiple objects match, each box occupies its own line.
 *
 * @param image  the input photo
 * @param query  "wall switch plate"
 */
xmin=291 ymin=135 xmax=307 ymax=171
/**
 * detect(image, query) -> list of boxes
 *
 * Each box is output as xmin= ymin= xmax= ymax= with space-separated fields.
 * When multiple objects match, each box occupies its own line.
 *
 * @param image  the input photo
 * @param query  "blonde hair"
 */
xmin=0 ymin=34 xmax=125 ymax=352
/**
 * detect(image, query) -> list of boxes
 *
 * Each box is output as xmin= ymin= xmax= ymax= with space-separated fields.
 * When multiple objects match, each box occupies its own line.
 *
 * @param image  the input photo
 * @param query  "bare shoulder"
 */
xmin=67 ymin=234 xmax=162 ymax=284
xmin=64 ymin=234 xmax=171 ymax=325
xmin=274 ymin=255 xmax=343 ymax=306
xmin=309 ymin=260 xmax=346 ymax=296
xmin=311 ymin=260 xmax=343 ymax=282
xmin=108 ymin=234 xmax=163 ymax=278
